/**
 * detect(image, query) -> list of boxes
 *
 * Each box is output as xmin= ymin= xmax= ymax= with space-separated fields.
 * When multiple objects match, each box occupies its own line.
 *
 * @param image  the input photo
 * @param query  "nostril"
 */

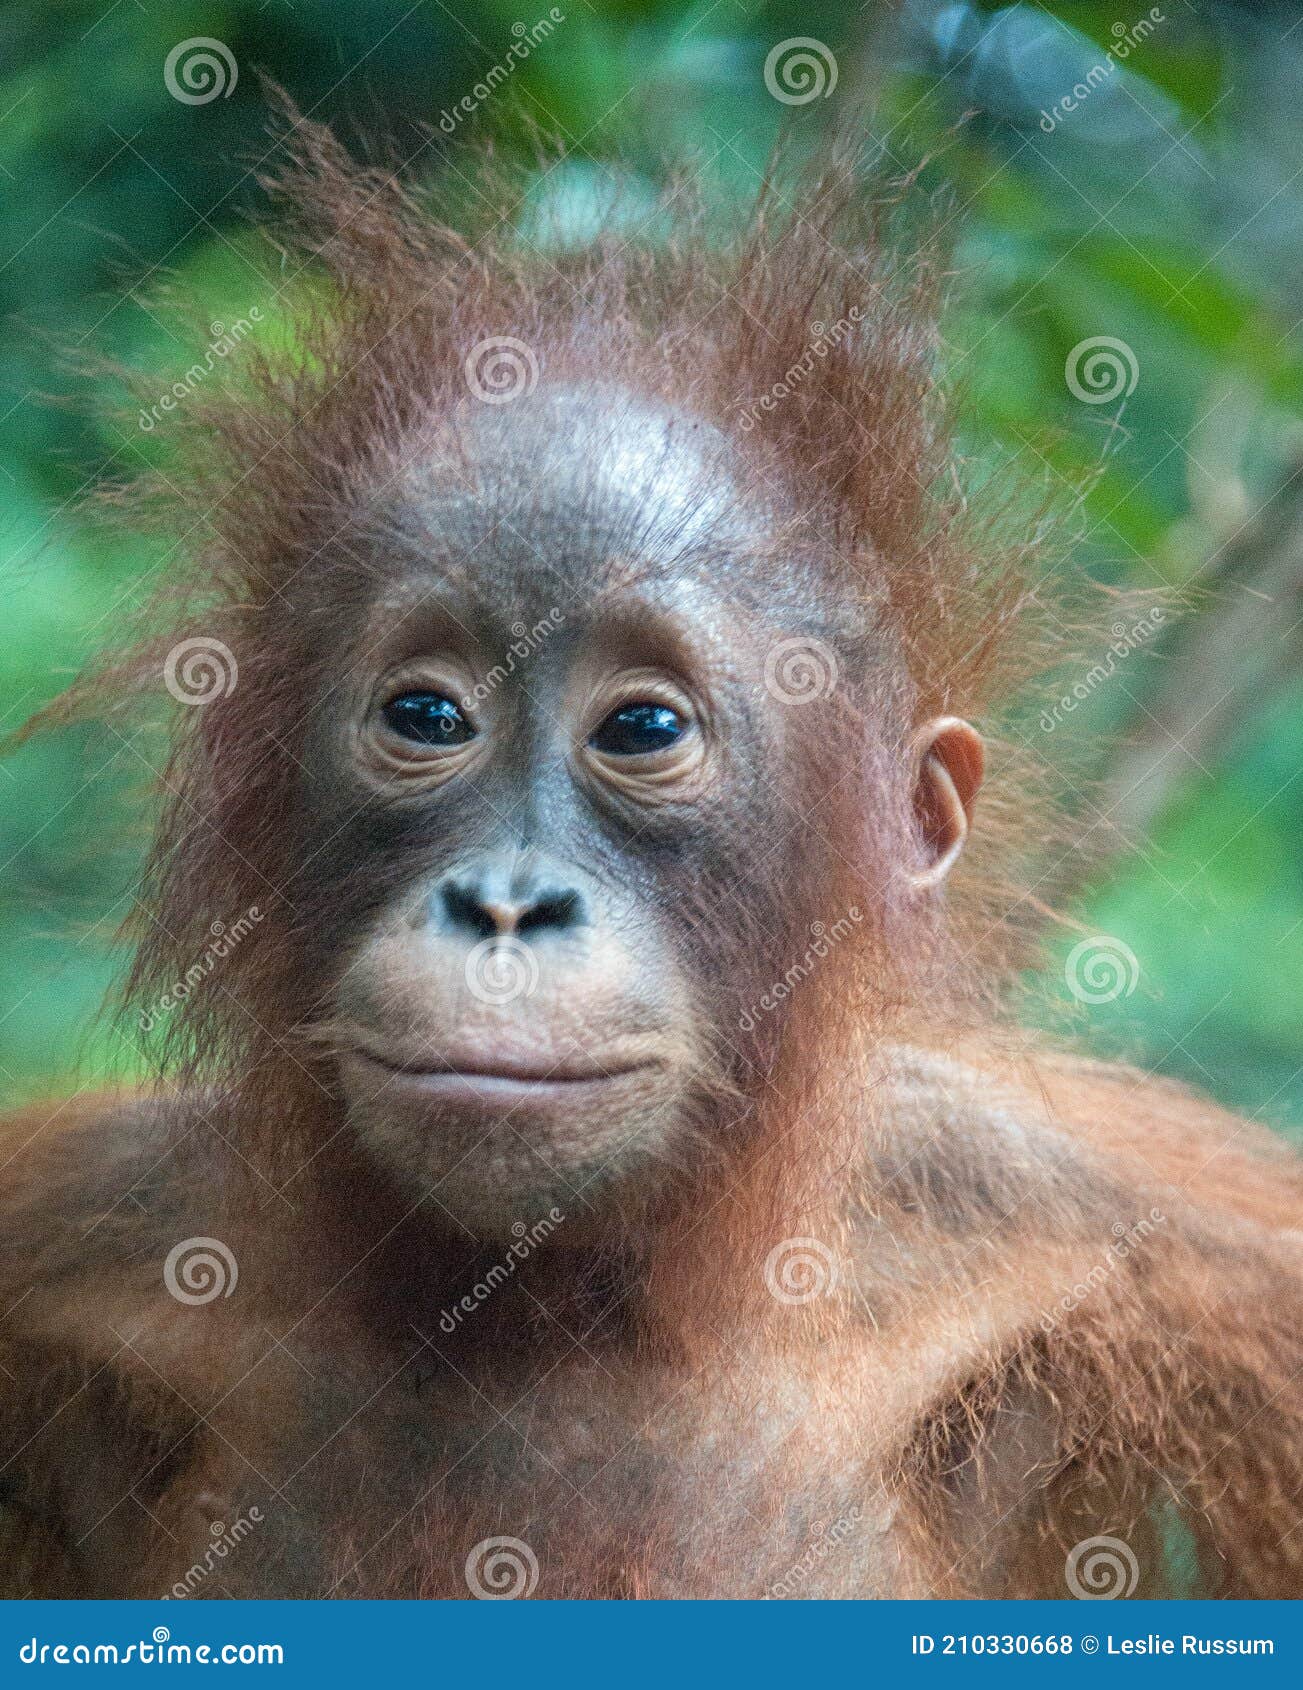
xmin=438 ymin=880 xmax=499 ymax=940
xmin=434 ymin=878 xmax=585 ymax=939
xmin=516 ymin=888 xmax=583 ymax=935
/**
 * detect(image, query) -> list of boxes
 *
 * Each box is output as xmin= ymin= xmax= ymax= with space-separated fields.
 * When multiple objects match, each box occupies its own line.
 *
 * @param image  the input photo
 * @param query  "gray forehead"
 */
xmin=380 ymin=384 xmax=794 ymax=614
xmin=455 ymin=383 xmax=753 ymax=543
xmin=473 ymin=383 xmax=750 ymax=540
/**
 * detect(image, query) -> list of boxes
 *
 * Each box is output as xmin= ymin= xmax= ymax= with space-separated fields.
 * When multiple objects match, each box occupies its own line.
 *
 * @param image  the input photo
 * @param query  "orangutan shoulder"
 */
xmin=0 ymin=1089 xmax=225 ymax=1369
xmin=867 ymin=1039 xmax=1303 ymax=1255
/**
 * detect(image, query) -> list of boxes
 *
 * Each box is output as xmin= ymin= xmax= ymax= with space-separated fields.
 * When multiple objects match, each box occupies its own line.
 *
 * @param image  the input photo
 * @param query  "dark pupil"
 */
xmin=383 ymin=692 xmax=473 ymax=746
xmin=591 ymin=703 xmax=683 ymax=757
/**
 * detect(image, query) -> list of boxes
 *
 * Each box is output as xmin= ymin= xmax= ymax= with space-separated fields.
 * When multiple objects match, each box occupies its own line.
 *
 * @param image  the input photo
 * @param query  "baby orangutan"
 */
xmin=2 ymin=123 xmax=1300 ymax=1599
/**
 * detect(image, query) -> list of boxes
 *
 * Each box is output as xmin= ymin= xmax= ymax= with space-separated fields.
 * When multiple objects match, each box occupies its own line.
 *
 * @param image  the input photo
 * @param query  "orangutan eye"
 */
xmin=590 ymin=703 xmax=686 ymax=757
xmin=382 ymin=691 xmax=476 ymax=747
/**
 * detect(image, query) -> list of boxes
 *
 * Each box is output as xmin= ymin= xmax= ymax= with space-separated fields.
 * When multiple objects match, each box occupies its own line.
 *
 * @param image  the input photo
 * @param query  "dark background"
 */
xmin=2 ymin=0 xmax=1301 ymax=1139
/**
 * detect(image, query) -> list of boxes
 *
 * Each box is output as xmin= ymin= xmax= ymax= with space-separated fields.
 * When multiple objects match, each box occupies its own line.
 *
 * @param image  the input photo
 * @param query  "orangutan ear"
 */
xmin=908 ymin=717 xmax=984 ymax=890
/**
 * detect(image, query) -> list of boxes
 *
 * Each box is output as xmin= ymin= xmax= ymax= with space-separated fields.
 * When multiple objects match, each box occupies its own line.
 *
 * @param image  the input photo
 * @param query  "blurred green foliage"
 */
xmin=2 ymin=0 xmax=1301 ymax=1137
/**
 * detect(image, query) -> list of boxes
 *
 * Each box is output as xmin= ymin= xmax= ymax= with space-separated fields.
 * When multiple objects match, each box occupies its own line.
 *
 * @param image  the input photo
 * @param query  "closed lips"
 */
xmin=348 ymin=1046 xmax=651 ymax=1084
